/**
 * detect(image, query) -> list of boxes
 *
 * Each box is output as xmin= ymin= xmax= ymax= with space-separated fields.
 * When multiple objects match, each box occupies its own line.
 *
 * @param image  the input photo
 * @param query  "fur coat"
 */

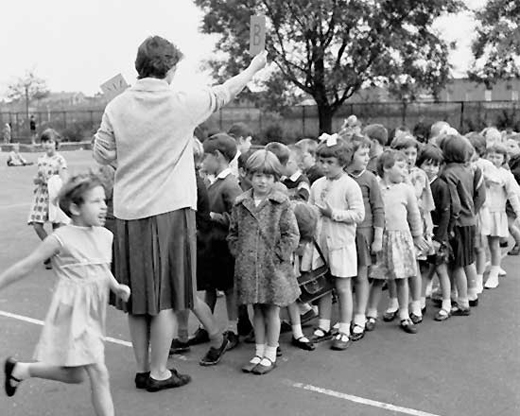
xmin=228 ymin=188 xmax=301 ymax=307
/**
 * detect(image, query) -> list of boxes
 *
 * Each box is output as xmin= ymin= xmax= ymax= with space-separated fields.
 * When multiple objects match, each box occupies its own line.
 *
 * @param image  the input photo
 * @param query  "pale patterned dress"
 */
xmin=34 ymin=225 xmax=113 ymax=366
xmin=27 ymin=153 xmax=67 ymax=224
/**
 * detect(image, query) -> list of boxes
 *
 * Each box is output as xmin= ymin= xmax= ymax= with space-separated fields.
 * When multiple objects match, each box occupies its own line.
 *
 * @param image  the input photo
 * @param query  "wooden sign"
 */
xmin=100 ymin=73 xmax=129 ymax=100
xmin=249 ymin=15 xmax=266 ymax=56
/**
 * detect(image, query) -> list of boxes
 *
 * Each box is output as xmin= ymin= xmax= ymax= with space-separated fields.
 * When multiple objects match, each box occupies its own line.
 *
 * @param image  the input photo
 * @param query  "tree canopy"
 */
xmin=195 ymin=0 xmax=464 ymax=133
xmin=469 ymin=0 xmax=520 ymax=88
xmin=7 ymin=70 xmax=49 ymax=121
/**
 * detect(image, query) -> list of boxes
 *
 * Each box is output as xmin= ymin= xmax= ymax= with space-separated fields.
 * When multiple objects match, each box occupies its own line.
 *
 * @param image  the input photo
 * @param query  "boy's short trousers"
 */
xmin=450 ymin=225 xmax=475 ymax=267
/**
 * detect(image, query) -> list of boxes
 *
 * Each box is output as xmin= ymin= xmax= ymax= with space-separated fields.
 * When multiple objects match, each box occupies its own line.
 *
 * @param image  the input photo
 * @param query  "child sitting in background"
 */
xmin=7 ymin=143 xmax=33 ymax=166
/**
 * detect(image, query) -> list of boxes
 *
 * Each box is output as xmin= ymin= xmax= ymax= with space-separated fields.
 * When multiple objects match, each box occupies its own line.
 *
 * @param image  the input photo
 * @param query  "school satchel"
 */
xmin=297 ymin=239 xmax=334 ymax=304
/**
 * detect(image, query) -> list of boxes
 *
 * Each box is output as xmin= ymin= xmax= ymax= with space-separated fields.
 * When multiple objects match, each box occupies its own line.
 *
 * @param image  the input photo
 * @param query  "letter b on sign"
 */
xmin=249 ymin=15 xmax=266 ymax=56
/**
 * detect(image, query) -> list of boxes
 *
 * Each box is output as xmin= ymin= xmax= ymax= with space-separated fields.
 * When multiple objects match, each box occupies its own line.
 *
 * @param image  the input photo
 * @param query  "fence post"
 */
xmin=63 ymin=111 xmax=67 ymax=130
xmin=302 ymin=106 xmax=306 ymax=136
xmin=459 ymin=101 xmax=465 ymax=132
xmin=90 ymin=110 xmax=94 ymax=130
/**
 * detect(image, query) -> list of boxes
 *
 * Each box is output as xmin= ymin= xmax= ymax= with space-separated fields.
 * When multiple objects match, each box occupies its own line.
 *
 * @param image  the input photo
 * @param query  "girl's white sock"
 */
xmin=264 ymin=345 xmax=277 ymax=363
xmin=318 ymin=319 xmax=331 ymax=332
xmin=398 ymin=307 xmax=410 ymax=321
xmin=292 ymin=325 xmax=304 ymax=340
xmin=352 ymin=314 xmax=366 ymax=326
xmin=298 ymin=303 xmax=312 ymax=314
xmin=420 ymin=297 xmax=427 ymax=310
xmin=467 ymin=287 xmax=478 ymax=300
xmin=255 ymin=344 xmax=266 ymax=358
xmin=227 ymin=320 xmax=238 ymax=334
xmin=410 ymin=300 xmax=422 ymax=316
xmin=386 ymin=297 xmax=399 ymax=312
xmin=12 ymin=362 xmax=30 ymax=380
xmin=441 ymin=299 xmax=452 ymax=312
xmin=366 ymin=308 xmax=378 ymax=319
xmin=338 ymin=322 xmax=350 ymax=335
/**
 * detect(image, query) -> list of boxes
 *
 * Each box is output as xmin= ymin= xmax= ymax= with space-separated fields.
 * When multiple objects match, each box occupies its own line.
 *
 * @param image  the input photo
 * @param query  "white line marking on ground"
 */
xmin=1 ymin=309 xmax=441 ymax=416
xmin=289 ymin=382 xmax=442 ymax=416
xmin=0 ymin=310 xmax=132 ymax=347
xmin=0 ymin=203 xmax=31 ymax=210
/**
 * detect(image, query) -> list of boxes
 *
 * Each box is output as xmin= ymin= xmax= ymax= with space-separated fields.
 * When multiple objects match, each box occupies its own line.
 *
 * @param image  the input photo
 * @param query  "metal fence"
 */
xmin=2 ymin=100 xmax=520 ymax=144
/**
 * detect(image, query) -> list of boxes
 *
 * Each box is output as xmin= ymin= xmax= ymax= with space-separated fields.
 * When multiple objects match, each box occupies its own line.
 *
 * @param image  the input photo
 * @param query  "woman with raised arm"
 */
xmin=93 ymin=35 xmax=266 ymax=392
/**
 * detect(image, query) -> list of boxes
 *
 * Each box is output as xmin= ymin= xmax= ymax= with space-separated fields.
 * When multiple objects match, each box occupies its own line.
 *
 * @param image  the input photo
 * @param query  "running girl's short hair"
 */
xmin=265 ymin=142 xmax=291 ymax=166
xmin=135 ymin=36 xmax=184 ymax=80
xmin=59 ymin=173 xmax=104 ymax=217
xmin=466 ymin=132 xmax=487 ymax=157
xmin=417 ymin=144 xmax=444 ymax=167
xmin=246 ymin=150 xmax=283 ymax=181
xmin=40 ymin=128 xmax=61 ymax=149
xmin=377 ymin=149 xmax=407 ymax=177
xmin=486 ymin=143 xmax=508 ymax=159
xmin=441 ymin=135 xmax=470 ymax=163
xmin=316 ymin=136 xmax=351 ymax=166
xmin=295 ymin=138 xmax=319 ymax=157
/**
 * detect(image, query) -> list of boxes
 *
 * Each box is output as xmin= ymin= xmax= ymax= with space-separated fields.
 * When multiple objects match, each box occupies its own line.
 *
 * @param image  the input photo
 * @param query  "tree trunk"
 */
xmin=317 ymin=104 xmax=334 ymax=134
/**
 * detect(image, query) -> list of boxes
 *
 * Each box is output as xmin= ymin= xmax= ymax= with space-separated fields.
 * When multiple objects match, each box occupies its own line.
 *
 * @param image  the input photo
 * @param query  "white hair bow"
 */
xmin=318 ymin=133 xmax=338 ymax=147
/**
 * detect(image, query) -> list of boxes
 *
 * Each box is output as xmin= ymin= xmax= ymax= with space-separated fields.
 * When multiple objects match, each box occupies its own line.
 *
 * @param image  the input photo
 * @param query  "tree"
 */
xmin=195 ymin=0 xmax=463 ymax=133
xmin=7 ymin=70 xmax=49 ymax=126
xmin=469 ymin=0 xmax=520 ymax=88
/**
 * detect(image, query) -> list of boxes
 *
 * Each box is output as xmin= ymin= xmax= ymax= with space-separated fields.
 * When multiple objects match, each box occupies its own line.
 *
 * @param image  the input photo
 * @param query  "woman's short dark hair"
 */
xmin=135 ymin=36 xmax=184 ymax=80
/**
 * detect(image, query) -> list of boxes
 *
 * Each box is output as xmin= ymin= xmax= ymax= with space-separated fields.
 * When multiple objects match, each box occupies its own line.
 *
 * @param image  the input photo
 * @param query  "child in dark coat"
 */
xmin=198 ymin=133 xmax=243 ymax=349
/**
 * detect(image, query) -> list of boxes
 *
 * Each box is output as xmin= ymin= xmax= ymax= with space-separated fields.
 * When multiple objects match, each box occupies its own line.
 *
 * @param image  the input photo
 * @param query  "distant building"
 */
xmin=439 ymin=78 xmax=520 ymax=102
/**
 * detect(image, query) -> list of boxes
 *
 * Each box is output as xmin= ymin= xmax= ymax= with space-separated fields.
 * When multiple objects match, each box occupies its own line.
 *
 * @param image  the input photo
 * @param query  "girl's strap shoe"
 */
xmin=4 ymin=357 xmax=22 ymax=397
xmin=310 ymin=327 xmax=333 ymax=343
xmin=252 ymin=358 xmax=276 ymax=375
xmin=242 ymin=356 xmax=262 ymax=373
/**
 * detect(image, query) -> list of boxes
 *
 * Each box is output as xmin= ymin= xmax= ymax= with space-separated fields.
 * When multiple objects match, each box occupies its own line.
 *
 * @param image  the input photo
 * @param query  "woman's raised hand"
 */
xmin=249 ymin=50 xmax=268 ymax=73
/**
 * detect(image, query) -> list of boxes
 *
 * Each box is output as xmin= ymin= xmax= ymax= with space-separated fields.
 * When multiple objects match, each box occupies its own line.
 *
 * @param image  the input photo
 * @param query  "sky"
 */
xmin=0 ymin=0 xmax=488 ymax=98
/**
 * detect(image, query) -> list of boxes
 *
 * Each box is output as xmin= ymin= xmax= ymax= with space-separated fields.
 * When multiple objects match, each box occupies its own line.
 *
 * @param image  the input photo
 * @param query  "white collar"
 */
xmin=216 ymin=168 xmax=232 ymax=180
xmin=289 ymin=171 xmax=303 ymax=181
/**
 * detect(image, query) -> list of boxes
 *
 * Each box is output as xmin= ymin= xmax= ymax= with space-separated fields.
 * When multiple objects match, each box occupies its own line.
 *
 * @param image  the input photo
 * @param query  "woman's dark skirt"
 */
xmin=112 ymin=208 xmax=197 ymax=315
